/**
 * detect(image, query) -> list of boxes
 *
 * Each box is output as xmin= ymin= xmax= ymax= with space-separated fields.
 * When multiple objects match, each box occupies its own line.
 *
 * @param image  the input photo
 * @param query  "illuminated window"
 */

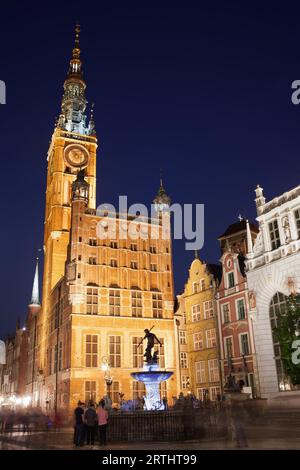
xmin=294 ymin=209 xmax=300 ymax=238
xmin=180 ymin=352 xmax=188 ymax=369
xmin=208 ymin=359 xmax=219 ymax=382
xmin=206 ymin=329 xmax=216 ymax=348
xmin=203 ymin=300 xmax=214 ymax=319
xmin=193 ymin=332 xmax=203 ymax=350
xmin=132 ymin=337 xmax=144 ymax=368
xmin=195 ymin=361 xmax=206 ymax=383
xmin=132 ymin=291 xmax=142 ymax=317
xmin=192 ymin=304 xmax=201 ymax=322
xmin=85 ymin=335 xmax=98 ymax=367
xmin=109 ymin=336 xmax=121 ymax=367
xmin=269 ymin=220 xmax=281 ymax=250
xmin=210 ymin=386 xmax=221 ymax=401
xmin=87 ymin=288 xmax=98 ymax=315
xmin=109 ymin=290 xmax=120 ymax=316
xmin=179 ymin=330 xmax=187 ymax=345
xmin=182 ymin=375 xmax=190 ymax=390
xmin=152 ymin=293 xmax=163 ymax=318
xmin=85 ymin=381 xmax=96 ymax=404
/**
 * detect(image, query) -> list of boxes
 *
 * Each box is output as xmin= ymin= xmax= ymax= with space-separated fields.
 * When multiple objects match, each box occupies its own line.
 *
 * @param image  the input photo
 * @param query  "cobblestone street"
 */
xmin=1 ymin=424 xmax=300 ymax=450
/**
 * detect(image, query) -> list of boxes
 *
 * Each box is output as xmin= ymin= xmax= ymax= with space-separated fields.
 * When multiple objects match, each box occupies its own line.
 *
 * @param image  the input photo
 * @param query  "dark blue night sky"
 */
xmin=1 ymin=2 xmax=300 ymax=337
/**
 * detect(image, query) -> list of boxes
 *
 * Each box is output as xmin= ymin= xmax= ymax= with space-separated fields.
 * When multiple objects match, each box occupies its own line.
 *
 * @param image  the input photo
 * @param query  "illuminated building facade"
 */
xmin=24 ymin=27 xmax=177 ymax=413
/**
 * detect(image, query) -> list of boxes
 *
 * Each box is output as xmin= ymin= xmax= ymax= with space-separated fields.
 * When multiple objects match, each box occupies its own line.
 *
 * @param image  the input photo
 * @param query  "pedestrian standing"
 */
xmin=97 ymin=399 xmax=108 ymax=446
xmin=84 ymin=402 xmax=97 ymax=448
xmin=73 ymin=401 xmax=84 ymax=447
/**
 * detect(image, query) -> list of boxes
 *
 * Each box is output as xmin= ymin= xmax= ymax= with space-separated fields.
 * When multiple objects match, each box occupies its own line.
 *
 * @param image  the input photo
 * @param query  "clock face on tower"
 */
xmin=64 ymin=144 xmax=89 ymax=168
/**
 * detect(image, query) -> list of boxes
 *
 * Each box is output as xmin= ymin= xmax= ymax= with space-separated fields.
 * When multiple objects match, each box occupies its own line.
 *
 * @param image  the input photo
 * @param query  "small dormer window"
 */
xmin=228 ymin=272 xmax=235 ymax=288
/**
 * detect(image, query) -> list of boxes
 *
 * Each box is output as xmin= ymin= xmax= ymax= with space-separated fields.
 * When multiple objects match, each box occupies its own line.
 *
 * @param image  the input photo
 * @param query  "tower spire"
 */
xmin=30 ymin=258 xmax=40 ymax=306
xmin=153 ymin=173 xmax=171 ymax=212
xmin=57 ymin=25 xmax=94 ymax=136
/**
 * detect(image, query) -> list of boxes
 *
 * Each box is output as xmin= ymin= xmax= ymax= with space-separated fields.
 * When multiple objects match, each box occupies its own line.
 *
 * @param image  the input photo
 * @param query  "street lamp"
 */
xmin=101 ymin=356 xmax=113 ymax=399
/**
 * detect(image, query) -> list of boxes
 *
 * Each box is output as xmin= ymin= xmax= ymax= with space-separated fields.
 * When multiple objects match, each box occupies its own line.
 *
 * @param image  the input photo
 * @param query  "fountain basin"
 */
xmin=131 ymin=371 xmax=173 ymax=384
xmin=131 ymin=365 xmax=173 ymax=411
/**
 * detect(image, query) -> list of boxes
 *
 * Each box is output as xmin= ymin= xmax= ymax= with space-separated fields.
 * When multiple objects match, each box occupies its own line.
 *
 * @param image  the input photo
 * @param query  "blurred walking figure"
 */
xmin=97 ymin=399 xmax=108 ymax=446
xmin=231 ymin=402 xmax=248 ymax=448
xmin=84 ymin=402 xmax=97 ymax=447
xmin=73 ymin=401 xmax=84 ymax=447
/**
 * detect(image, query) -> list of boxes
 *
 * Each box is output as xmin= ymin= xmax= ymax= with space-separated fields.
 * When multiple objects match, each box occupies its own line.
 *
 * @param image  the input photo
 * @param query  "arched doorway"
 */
xmin=269 ymin=292 xmax=294 ymax=391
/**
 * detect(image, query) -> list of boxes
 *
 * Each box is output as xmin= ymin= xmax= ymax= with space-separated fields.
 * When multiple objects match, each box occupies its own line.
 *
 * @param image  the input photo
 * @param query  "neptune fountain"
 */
xmin=131 ymin=328 xmax=173 ymax=410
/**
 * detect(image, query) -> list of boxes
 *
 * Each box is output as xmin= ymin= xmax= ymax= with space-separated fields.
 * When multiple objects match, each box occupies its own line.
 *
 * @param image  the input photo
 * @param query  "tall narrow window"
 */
xmin=195 ymin=361 xmax=206 ymax=383
xmin=295 ymin=209 xmax=300 ymax=238
xmin=208 ymin=359 xmax=219 ymax=382
xmin=85 ymin=335 xmax=98 ymax=367
xmin=206 ymin=328 xmax=216 ymax=348
xmin=89 ymin=238 xmax=97 ymax=246
xmin=150 ymin=245 xmax=157 ymax=254
xmin=237 ymin=299 xmax=246 ymax=320
xmin=203 ymin=300 xmax=214 ymax=319
xmin=150 ymin=263 xmax=157 ymax=272
xmin=110 ymin=259 xmax=118 ymax=268
xmin=222 ymin=304 xmax=230 ymax=323
xmin=192 ymin=304 xmax=201 ymax=322
xmin=89 ymin=256 xmax=97 ymax=265
xmin=192 ymin=282 xmax=199 ymax=294
xmin=85 ymin=381 xmax=96 ymax=404
xmin=193 ymin=332 xmax=203 ymax=350
xmin=227 ymin=272 xmax=235 ymax=288
xmin=180 ymin=352 xmax=188 ymax=369
xmin=110 ymin=241 xmax=118 ymax=249
xmin=240 ymin=333 xmax=250 ymax=356
xmin=130 ymin=243 xmax=137 ymax=251
xmin=87 ymin=288 xmax=98 ymax=315
xmin=132 ymin=291 xmax=142 ymax=317
xmin=269 ymin=219 xmax=281 ymax=250
xmin=152 ymin=293 xmax=163 ymax=318
xmin=109 ymin=336 xmax=121 ymax=367
xmin=200 ymin=279 xmax=205 ymax=291
xmin=225 ymin=337 xmax=233 ymax=358
xmin=109 ymin=290 xmax=120 ymax=316
xmin=179 ymin=330 xmax=187 ymax=345
xmin=132 ymin=337 xmax=143 ymax=368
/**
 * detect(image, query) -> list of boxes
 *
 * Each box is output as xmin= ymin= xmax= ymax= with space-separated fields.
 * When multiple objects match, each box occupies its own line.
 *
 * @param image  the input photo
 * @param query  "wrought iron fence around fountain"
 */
xmin=106 ymin=408 xmax=228 ymax=442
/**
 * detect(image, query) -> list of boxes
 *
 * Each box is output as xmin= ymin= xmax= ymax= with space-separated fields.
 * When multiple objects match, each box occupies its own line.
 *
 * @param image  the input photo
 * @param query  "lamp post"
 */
xmin=101 ymin=356 xmax=113 ymax=401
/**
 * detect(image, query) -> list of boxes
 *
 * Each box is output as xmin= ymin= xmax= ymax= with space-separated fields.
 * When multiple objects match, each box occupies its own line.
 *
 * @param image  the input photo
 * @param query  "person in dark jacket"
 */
xmin=74 ymin=401 xmax=84 ymax=446
xmin=84 ymin=402 xmax=97 ymax=447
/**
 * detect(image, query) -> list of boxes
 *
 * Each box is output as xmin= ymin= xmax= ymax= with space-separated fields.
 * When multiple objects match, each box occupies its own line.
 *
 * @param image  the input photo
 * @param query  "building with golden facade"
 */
xmin=176 ymin=254 xmax=222 ymax=401
xmin=25 ymin=27 xmax=178 ymax=414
